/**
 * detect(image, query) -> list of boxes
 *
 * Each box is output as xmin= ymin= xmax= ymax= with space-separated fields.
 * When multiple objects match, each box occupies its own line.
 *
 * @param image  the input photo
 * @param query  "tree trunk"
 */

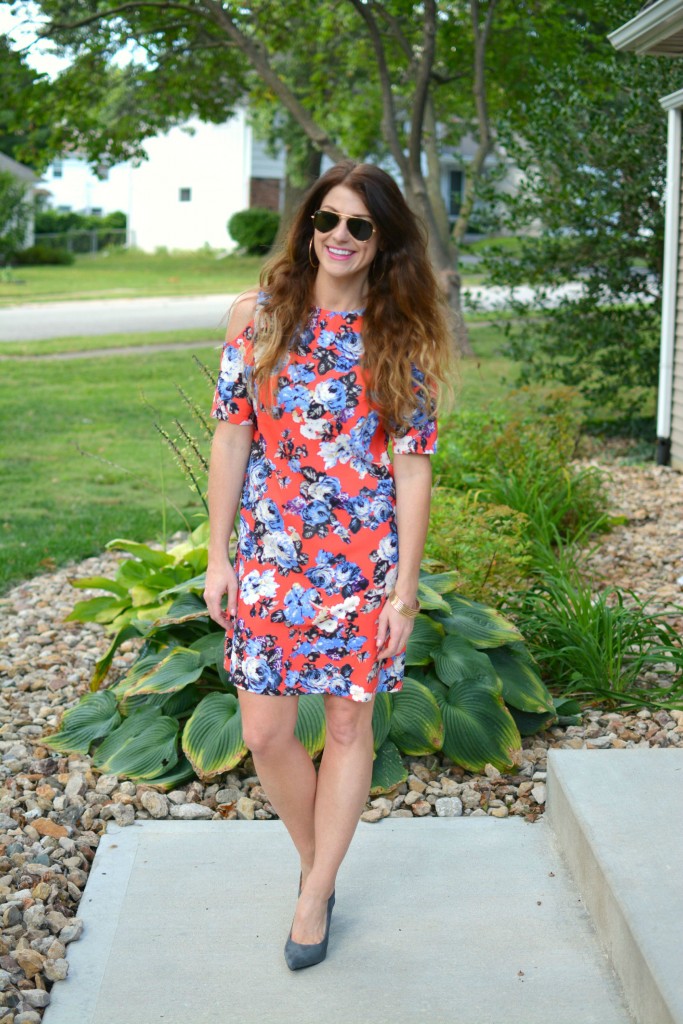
xmin=274 ymin=140 xmax=322 ymax=250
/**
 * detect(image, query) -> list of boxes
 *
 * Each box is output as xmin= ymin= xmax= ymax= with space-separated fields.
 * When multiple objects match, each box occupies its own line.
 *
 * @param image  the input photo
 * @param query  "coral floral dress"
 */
xmin=210 ymin=303 xmax=438 ymax=702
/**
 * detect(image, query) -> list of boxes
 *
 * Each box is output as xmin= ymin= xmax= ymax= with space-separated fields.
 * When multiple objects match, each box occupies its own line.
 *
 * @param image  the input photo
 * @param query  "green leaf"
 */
xmin=182 ymin=692 xmax=247 ymax=779
xmin=143 ymin=754 xmax=197 ymax=791
xmin=295 ymin=695 xmax=326 ymax=758
xmin=160 ymin=572 xmax=207 ymax=598
xmin=371 ymin=693 xmax=392 ymax=752
xmin=69 ymin=575 xmax=129 ymax=598
xmin=388 ymin=676 xmax=444 ymax=755
xmin=122 ymin=646 xmax=206 ymax=697
xmin=154 ymin=592 xmax=208 ymax=626
xmin=433 ymin=635 xmax=500 ymax=688
xmin=487 ymin=645 xmax=555 ymax=714
xmin=106 ymin=539 xmax=175 ymax=567
xmin=508 ymin=706 xmax=557 ymax=737
xmin=89 ymin=622 xmax=143 ymax=692
xmin=415 ymin=581 xmax=451 ymax=613
xmin=418 ymin=569 xmax=460 ymax=594
xmin=435 ymin=676 xmax=522 ymax=773
xmin=405 ymin=614 xmax=445 ymax=665
xmin=43 ymin=689 xmax=121 ymax=755
xmin=437 ymin=593 xmax=523 ymax=648
xmin=65 ymin=595 xmax=125 ymax=624
xmin=370 ymin=738 xmax=408 ymax=795
xmin=93 ymin=707 xmax=180 ymax=781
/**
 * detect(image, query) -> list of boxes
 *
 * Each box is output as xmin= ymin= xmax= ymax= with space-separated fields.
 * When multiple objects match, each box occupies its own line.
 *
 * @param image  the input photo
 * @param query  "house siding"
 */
xmin=672 ymin=173 xmax=683 ymax=470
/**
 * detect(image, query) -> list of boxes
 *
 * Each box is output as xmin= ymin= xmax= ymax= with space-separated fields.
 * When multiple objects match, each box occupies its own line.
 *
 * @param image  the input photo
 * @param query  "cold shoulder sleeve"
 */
xmin=390 ymin=364 xmax=438 ymax=455
xmin=210 ymin=325 xmax=256 ymax=426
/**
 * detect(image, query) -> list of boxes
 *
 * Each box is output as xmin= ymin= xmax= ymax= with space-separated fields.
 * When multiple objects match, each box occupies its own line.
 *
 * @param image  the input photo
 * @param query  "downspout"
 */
xmin=656 ymin=101 xmax=681 ymax=465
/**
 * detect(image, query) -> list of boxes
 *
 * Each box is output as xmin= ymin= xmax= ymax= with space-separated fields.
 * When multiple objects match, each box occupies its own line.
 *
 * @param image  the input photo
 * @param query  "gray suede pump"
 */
xmin=284 ymin=891 xmax=336 ymax=971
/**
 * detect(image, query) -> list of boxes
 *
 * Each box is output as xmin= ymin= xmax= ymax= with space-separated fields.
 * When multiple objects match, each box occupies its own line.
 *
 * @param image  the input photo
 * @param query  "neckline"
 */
xmin=311 ymin=304 xmax=365 ymax=317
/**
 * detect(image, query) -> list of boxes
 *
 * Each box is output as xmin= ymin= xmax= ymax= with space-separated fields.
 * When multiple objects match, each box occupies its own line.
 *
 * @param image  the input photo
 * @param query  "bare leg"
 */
xmin=290 ymin=694 xmax=375 ymax=944
xmin=238 ymin=690 xmax=317 ymax=876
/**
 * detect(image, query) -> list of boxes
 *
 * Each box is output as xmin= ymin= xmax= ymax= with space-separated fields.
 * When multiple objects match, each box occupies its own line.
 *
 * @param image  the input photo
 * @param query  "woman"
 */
xmin=204 ymin=161 xmax=454 ymax=970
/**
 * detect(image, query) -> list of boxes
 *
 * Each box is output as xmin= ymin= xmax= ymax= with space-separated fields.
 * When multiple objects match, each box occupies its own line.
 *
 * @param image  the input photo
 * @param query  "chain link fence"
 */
xmin=34 ymin=228 xmax=127 ymax=254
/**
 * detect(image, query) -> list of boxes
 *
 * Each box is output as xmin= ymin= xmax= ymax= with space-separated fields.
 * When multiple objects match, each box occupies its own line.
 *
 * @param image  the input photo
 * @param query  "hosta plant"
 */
xmin=48 ymin=545 xmax=564 ymax=794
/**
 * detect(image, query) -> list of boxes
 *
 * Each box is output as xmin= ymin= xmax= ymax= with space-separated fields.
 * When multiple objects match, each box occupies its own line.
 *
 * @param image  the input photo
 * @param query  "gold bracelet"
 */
xmin=388 ymin=589 xmax=421 ymax=618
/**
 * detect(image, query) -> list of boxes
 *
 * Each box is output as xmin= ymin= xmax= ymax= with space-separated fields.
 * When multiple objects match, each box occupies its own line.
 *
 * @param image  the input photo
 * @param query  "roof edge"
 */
xmin=609 ymin=0 xmax=683 ymax=53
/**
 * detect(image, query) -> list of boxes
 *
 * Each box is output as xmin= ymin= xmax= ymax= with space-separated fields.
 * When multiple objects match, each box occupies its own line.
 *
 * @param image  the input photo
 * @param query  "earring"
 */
xmin=308 ymin=237 xmax=319 ymax=269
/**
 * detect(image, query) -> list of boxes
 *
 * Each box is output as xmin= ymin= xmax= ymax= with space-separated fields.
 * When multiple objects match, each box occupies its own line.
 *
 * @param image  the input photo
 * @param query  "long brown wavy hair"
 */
xmin=253 ymin=161 xmax=457 ymax=433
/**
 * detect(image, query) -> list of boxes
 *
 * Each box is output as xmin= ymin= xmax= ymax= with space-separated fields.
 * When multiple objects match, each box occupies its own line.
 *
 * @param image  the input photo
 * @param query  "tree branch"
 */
xmin=42 ymin=1 xmax=197 ymax=34
xmin=408 ymin=0 xmax=436 ymax=178
xmin=200 ymin=0 xmax=347 ymax=164
xmin=347 ymin=0 xmax=409 ymax=180
xmin=452 ymin=0 xmax=498 ymax=248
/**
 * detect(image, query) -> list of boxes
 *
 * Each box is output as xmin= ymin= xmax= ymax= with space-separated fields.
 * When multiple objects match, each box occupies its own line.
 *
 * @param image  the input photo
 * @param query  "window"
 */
xmin=179 ymin=188 xmax=191 ymax=202
xmin=449 ymin=170 xmax=463 ymax=217
xmin=52 ymin=159 xmax=63 ymax=179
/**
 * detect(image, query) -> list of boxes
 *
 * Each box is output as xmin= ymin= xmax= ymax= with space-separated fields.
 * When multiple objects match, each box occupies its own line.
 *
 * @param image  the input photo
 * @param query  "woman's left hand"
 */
xmin=375 ymin=598 xmax=416 ymax=661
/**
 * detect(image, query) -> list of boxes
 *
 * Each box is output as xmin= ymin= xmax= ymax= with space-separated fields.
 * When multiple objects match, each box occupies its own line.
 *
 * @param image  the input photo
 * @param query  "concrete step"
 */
xmin=42 ymin=815 xmax=632 ymax=1024
xmin=547 ymin=748 xmax=683 ymax=1024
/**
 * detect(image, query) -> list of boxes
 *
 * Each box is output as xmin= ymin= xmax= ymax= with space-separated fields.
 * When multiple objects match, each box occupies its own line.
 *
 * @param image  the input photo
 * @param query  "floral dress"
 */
xmin=210 ymin=304 xmax=438 ymax=702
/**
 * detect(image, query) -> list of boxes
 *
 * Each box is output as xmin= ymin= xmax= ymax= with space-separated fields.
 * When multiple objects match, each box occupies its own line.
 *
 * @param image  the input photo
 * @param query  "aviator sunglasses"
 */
xmin=311 ymin=208 xmax=376 ymax=242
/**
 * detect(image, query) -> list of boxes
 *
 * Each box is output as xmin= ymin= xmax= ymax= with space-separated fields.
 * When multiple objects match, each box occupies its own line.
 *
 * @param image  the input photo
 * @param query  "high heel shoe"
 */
xmin=284 ymin=891 xmax=335 ymax=971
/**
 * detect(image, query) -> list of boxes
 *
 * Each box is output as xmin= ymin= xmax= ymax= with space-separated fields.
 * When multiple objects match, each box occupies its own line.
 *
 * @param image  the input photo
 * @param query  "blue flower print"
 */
xmin=288 ymin=362 xmax=316 ymax=385
xmin=277 ymin=382 xmax=311 ymax=413
xmin=243 ymin=655 xmax=281 ymax=693
xmin=254 ymin=498 xmax=284 ymax=532
xmin=283 ymin=584 xmax=320 ymax=626
xmin=261 ymin=529 xmax=303 ymax=571
xmin=305 ymin=552 xmax=368 ymax=597
xmin=313 ymin=378 xmax=347 ymax=414
xmin=240 ymin=568 xmax=279 ymax=606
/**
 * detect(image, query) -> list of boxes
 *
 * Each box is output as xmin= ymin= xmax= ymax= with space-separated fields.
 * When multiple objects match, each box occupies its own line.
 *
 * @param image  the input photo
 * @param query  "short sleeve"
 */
xmin=390 ymin=365 xmax=438 ymax=455
xmin=210 ymin=328 xmax=256 ymax=426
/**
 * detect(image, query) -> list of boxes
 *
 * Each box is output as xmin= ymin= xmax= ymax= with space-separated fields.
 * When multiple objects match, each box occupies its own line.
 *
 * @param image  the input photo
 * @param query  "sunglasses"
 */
xmin=311 ymin=209 xmax=376 ymax=242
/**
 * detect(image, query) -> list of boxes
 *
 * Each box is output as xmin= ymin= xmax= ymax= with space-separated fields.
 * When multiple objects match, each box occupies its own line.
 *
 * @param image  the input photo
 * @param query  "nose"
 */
xmin=330 ymin=218 xmax=353 ymax=243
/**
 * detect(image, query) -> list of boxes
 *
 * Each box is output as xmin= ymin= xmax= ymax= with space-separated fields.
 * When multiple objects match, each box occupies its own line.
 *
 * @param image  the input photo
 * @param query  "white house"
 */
xmin=43 ymin=111 xmax=285 ymax=252
xmin=0 ymin=151 xmax=38 ymax=247
xmin=610 ymin=0 xmax=683 ymax=471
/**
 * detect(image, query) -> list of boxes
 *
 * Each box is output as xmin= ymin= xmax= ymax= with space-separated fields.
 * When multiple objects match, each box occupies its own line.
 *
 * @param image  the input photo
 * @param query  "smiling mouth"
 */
xmin=327 ymin=246 xmax=355 ymax=259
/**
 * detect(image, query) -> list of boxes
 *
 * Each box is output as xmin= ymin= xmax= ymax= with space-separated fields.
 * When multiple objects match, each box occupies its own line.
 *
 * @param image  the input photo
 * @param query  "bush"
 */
xmin=46 ymin=549 xmax=560 ymax=789
xmin=228 ymin=207 xmax=280 ymax=254
xmin=433 ymin=387 xmax=609 ymax=566
xmin=424 ymin=489 xmax=532 ymax=603
xmin=14 ymin=245 xmax=75 ymax=266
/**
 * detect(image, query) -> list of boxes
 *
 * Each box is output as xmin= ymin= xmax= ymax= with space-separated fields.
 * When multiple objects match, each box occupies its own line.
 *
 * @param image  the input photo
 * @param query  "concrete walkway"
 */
xmin=41 ymin=749 xmax=682 ymax=1024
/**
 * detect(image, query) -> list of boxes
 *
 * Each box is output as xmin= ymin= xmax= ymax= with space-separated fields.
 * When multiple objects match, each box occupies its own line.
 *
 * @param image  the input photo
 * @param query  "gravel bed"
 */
xmin=0 ymin=453 xmax=682 ymax=1022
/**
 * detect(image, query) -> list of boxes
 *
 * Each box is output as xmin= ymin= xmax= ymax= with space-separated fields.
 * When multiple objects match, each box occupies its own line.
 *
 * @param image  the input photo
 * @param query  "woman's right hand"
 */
xmin=204 ymin=557 xmax=239 ymax=629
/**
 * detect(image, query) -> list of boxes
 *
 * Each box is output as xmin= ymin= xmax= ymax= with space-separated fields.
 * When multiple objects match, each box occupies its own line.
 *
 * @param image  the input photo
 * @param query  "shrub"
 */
xmin=434 ymin=387 xmax=609 ymax=564
xmin=14 ymin=244 xmax=74 ymax=266
xmin=503 ymin=565 xmax=683 ymax=712
xmin=228 ymin=207 xmax=280 ymax=254
xmin=424 ymin=488 xmax=532 ymax=603
xmin=45 ymin=553 xmax=561 ymax=791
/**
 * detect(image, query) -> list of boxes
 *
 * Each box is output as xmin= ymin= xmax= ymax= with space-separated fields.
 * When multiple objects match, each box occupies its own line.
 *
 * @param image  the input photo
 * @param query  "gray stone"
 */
xmin=111 ymin=803 xmax=135 ymax=827
xmin=215 ymin=786 xmax=241 ymax=805
xmin=531 ymin=783 xmax=547 ymax=805
xmin=59 ymin=918 xmax=84 ymax=944
xmin=435 ymin=796 xmax=463 ymax=818
xmin=0 ymin=971 xmax=12 ymax=992
xmin=43 ymin=956 xmax=68 ymax=981
xmin=235 ymin=797 xmax=256 ymax=821
xmin=21 ymin=989 xmax=51 ymax=1008
xmin=14 ymin=1013 xmax=42 ymax=1024
xmin=140 ymin=790 xmax=169 ymax=819
xmin=169 ymin=802 xmax=213 ymax=821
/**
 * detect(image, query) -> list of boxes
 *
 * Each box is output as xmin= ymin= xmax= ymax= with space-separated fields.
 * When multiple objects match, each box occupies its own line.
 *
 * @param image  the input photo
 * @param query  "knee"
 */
xmin=325 ymin=707 xmax=373 ymax=748
xmin=241 ymin=720 xmax=293 ymax=757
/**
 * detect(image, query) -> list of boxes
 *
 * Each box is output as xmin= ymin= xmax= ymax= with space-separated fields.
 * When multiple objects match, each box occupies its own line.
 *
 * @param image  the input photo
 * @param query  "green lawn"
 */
xmin=0 ymin=248 xmax=486 ymax=306
xmin=0 ymin=250 xmax=265 ymax=306
xmin=0 ymin=322 xmax=529 ymax=593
